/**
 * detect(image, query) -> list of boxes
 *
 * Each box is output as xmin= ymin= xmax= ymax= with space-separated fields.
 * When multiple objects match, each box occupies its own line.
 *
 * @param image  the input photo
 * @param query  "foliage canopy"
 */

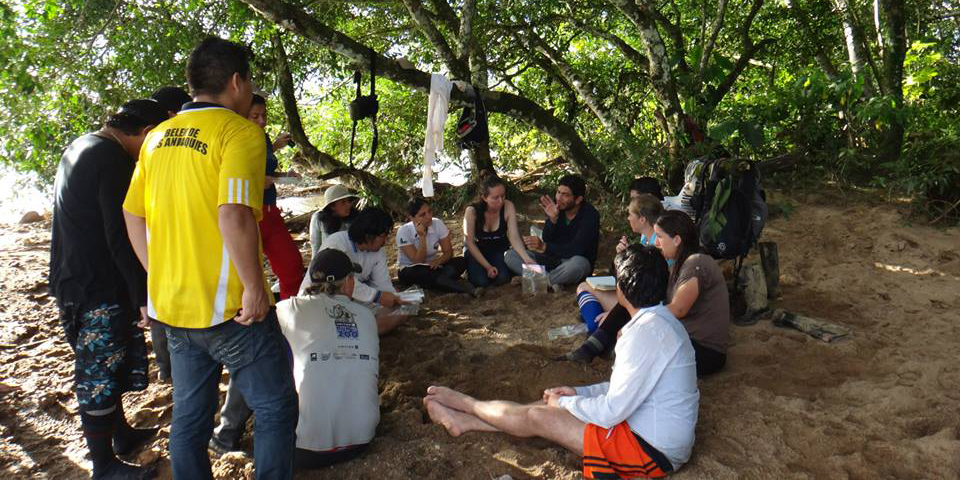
xmin=1 ymin=0 xmax=958 ymax=218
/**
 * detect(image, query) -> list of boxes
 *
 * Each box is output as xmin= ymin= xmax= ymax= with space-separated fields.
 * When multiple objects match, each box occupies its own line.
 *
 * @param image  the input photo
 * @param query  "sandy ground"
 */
xmin=1 ymin=188 xmax=959 ymax=479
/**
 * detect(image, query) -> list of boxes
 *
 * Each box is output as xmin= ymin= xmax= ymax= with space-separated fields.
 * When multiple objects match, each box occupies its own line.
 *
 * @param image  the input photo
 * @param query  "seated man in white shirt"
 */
xmin=423 ymin=245 xmax=699 ymax=478
xmin=298 ymin=206 xmax=407 ymax=334
xmin=279 ymin=248 xmax=381 ymax=469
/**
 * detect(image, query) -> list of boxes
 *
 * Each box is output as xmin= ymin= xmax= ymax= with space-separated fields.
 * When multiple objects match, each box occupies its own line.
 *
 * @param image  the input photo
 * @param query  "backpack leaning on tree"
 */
xmin=689 ymin=156 xmax=768 ymax=263
xmin=687 ymin=156 xmax=770 ymax=323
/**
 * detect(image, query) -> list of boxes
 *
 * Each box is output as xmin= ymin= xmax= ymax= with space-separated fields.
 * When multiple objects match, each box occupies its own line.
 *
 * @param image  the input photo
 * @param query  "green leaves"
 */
xmin=904 ymin=40 xmax=943 ymax=101
xmin=0 ymin=0 xmax=954 ymax=211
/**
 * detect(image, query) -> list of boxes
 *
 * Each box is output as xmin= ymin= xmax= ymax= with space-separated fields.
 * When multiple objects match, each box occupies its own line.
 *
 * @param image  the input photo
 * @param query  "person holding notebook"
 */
xmin=572 ymin=194 xmax=662 ymax=334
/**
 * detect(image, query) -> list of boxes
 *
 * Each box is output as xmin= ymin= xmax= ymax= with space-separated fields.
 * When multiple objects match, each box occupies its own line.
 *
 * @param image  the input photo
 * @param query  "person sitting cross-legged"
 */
xmin=424 ymin=245 xmax=699 ymax=479
xmin=567 ymin=194 xmax=662 ymax=357
xmin=565 ymin=210 xmax=730 ymax=376
xmin=504 ymin=174 xmax=600 ymax=288
xmin=298 ymin=207 xmax=408 ymax=320
xmin=397 ymin=197 xmax=480 ymax=296
xmin=463 ymin=173 xmax=534 ymax=287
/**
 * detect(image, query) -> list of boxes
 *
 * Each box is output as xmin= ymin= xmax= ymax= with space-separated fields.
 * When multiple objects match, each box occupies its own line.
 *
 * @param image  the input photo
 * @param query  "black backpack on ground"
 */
xmin=689 ymin=157 xmax=767 ymax=262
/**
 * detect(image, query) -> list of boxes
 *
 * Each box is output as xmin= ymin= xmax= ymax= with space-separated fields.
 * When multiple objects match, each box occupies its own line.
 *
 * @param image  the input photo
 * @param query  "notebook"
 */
xmin=585 ymin=276 xmax=616 ymax=291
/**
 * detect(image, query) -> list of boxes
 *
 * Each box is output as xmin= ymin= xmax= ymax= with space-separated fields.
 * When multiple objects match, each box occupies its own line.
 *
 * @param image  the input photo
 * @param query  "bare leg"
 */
xmin=423 ymin=397 xmax=499 ymax=436
xmin=425 ymin=386 xmax=585 ymax=453
xmin=592 ymin=291 xmax=619 ymax=311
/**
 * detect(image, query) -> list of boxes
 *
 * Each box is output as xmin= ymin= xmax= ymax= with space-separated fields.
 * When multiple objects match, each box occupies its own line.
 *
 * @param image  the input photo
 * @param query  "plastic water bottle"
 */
xmin=547 ymin=323 xmax=588 ymax=340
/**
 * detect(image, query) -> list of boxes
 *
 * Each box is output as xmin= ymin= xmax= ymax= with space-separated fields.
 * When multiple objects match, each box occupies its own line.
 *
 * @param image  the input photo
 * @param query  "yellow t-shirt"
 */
xmin=123 ymin=103 xmax=271 ymax=329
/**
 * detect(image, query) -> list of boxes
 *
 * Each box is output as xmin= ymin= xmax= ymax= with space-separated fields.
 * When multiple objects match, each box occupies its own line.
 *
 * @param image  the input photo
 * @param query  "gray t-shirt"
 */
xmin=277 ymin=293 xmax=379 ymax=451
xmin=666 ymin=253 xmax=730 ymax=353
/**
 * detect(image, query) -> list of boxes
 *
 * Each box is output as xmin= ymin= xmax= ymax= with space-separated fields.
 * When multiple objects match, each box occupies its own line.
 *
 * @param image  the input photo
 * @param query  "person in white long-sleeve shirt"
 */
xmin=297 ymin=207 xmax=408 ymax=333
xmin=423 ymin=245 xmax=699 ymax=478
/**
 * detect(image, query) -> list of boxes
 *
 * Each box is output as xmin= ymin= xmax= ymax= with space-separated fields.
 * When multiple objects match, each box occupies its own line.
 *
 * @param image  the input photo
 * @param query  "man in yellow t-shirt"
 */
xmin=122 ymin=36 xmax=297 ymax=480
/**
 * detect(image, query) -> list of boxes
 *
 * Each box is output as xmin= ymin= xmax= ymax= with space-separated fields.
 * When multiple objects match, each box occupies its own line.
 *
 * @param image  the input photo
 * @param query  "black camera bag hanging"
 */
xmin=456 ymin=88 xmax=488 ymax=150
xmin=348 ymin=52 xmax=379 ymax=167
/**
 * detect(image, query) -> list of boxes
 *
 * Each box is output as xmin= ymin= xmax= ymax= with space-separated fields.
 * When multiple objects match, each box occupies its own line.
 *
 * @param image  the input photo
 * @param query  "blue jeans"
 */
xmin=165 ymin=311 xmax=298 ymax=480
xmin=503 ymin=249 xmax=593 ymax=286
xmin=466 ymin=249 xmax=511 ymax=287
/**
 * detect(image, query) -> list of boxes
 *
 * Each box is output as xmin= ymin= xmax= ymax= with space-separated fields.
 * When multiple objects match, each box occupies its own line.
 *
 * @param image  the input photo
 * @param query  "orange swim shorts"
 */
xmin=582 ymin=421 xmax=673 ymax=479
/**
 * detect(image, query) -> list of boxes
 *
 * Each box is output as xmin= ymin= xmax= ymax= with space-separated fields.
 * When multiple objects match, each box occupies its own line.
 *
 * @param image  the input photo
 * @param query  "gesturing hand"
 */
xmin=539 ymin=195 xmax=559 ymax=223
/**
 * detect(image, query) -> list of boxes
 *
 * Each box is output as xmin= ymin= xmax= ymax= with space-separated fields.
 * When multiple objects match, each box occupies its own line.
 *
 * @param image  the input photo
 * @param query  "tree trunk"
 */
xmin=529 ymin=32 xmax=644 ymax=165
xmin=271 ymin=34 xmax=409 ymax=216
xmin=833 ymin=0 xmax=877 ymax=97
xmin=786 ymin=0 xmax=841 ymax=82
xmin=877 ymin=0 xmax=907 ymax=162
xmin=609 ymin=0 xmax=685 ymax=173
xmin=460 ymin=0 xmax=496 ymax=183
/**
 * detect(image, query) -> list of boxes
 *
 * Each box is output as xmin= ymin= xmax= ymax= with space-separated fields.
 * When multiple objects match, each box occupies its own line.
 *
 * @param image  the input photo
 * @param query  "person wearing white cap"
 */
xmin=309 ymin=184 xmax=360 ymax=256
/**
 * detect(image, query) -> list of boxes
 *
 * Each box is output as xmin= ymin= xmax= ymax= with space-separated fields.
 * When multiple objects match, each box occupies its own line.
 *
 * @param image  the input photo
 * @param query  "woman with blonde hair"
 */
xmin=571 ymin=194 xmax=663 ymax=337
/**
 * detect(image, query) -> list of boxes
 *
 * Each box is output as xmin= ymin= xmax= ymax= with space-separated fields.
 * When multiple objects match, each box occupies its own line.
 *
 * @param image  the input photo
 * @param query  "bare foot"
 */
xmin=424 ymin=398 xmax=466 ymax=437
xmin=424 ymin=398 xmax=499 ymax=436
xmin=425 ymin=385 xmax=474 ymax=412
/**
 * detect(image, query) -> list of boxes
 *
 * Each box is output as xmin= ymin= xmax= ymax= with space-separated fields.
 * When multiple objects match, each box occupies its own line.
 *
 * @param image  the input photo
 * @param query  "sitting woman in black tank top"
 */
xmin=463 ymin=174 xmax=534 ymax=287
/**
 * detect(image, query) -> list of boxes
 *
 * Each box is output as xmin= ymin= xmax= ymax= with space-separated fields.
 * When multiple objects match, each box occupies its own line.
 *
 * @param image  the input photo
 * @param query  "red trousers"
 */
xmin=260 ymin=205 xmax=305 ymax=300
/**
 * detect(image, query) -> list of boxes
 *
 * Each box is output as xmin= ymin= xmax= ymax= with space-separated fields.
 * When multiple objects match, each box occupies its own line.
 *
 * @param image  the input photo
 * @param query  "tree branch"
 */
xmin=458 ymin=0 xmax=475 ymax=60
xmin=647 ymin=5 xmax=690 ymax=74
xmin=706 ymin=0 xmax=774 ymax=110
xmin=833 ymin=0 xmax=880 ymax=96
xmin=608 ymin=0 xmax=685 ymax=153
xmin=271 ymin=32 xmax=408 ymax=215
xmin=527 ymin=30 xmax=637 ymax=154
xmin=786 ymin=0 xmax=840 ymax=82
xmin=402 ymin=0 xmax=469 ymax=79
xmin=578 ymin=22 xmax=650 ymax=71
xmin=428 ymin=0 xmax=460 ymax=33
xmin=697 ymin=0 xmax=729 ymax=83
xmin=487 ymin=60 xmax=533 ymax=90
xmin=243 ymin=0 xmax=611 ymax=187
